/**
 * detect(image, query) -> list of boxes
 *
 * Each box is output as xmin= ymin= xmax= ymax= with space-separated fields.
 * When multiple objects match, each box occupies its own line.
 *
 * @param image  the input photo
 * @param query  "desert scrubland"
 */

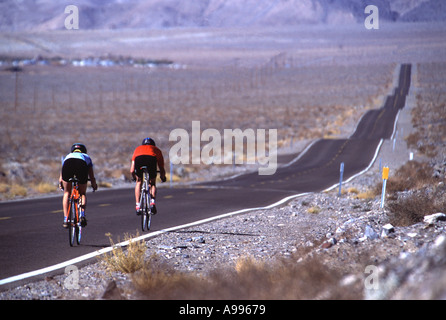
xmin=3 ymin=23 xmax=444 ymax=200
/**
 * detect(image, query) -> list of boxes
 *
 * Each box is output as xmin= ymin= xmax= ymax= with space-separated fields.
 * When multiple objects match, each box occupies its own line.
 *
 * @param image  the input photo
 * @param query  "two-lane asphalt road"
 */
xmin=0 ymin=64 xmax=411 ymax=288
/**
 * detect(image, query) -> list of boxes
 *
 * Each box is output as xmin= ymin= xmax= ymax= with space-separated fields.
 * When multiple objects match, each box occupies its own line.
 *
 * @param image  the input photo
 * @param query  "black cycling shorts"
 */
xmin=134 ymin=155 xmax=157 ymax=180
xmin=62 ymin=158 xmax=89 ymax=184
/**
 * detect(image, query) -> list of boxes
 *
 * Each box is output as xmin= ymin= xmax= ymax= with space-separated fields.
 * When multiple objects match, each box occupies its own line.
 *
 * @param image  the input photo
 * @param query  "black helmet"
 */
xmin=71 ymin=143 xmax=87 ymax=154
xmin=142 ymin=137 xmax=156 ymax=146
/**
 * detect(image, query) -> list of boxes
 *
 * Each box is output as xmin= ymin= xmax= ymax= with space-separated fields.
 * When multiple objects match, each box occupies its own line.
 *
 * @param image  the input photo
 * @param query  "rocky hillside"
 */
xmin=1 ymin=0 xmax=445 ymax=31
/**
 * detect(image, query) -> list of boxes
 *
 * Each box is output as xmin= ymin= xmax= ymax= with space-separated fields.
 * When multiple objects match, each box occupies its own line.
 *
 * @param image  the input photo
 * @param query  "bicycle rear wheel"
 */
xmin=76 ymin=226 xmax=81 ymax=245
xmin=76 ymin=203 xmax=82 ymax=245
xmin=140 ymin=186 xmax=147 ymax=232
xmin=145 ymin=191 xmax=152 ymax=231
xmin=69 ymin=200 xmax=76 ymax=247
xmin=146 ymin=210 xmax=152 ymax=231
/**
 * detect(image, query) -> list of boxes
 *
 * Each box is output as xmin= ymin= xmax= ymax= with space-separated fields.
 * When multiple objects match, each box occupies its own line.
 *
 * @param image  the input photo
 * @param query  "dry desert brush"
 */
xmin=101 ymin=232 xmax=146 ymax=274
xmin=131 ymin=255 xmax=358 ymax=299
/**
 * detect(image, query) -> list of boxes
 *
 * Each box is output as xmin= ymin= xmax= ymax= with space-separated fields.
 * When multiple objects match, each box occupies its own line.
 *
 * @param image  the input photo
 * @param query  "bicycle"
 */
xmin=138 ymin=166 xmax=158 ymax=232
xmin=67 ymin=176 xmax=84 ymax=246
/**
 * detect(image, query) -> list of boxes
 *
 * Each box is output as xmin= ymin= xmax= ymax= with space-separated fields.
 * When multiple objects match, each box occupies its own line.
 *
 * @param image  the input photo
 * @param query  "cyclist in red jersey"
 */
xmin=130 ymin=138 xmax=166 ymax=214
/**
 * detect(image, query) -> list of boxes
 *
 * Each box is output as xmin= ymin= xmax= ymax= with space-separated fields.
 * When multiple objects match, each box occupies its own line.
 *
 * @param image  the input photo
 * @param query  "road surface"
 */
xmin=0 ymin=64 xmax=411 ymax=288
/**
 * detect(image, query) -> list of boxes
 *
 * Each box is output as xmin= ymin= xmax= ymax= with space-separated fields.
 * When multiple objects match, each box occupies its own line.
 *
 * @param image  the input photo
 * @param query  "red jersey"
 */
xmin=132 ymin=145 xmax=165 ymax=171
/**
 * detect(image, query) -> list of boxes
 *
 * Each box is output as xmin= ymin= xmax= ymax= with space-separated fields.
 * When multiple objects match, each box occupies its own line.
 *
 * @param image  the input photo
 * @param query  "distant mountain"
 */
xmin=0 ymin=0 xmax=444 ymax=31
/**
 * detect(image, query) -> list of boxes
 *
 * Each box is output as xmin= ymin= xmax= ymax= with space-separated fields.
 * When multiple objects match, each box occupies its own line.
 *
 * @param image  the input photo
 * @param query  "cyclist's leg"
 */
xmin=147 ymin=156 xmax=158 ymax=201
xmin=78 ymin=183 xmax=88 ymax=210
xmin=149 ymin=178 xmax=157 ymax=200
xmin=73 ymin=161 xmax=89 ymax=225
xmin=77 ymin=182 xmax=88 ymax=226
xmin=133 ymin=155 xmax=147 ymax=211
xmin=135 ymin=176 xmax=142 ymax=204
xmin=61 ymin=161 xmax=74 ymax=226
xmin=148 ymin=177 xmax=157 ymax=214
xmin=61 ymin=180 xmax=72 ymax=222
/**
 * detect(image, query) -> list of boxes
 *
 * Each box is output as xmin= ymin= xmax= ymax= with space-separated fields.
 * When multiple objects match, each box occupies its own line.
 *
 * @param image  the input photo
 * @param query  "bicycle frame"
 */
xmin=68 ymin=178 xmax=82 ymax=246
xmin=139 ymin=166 xmax=152 ymax=231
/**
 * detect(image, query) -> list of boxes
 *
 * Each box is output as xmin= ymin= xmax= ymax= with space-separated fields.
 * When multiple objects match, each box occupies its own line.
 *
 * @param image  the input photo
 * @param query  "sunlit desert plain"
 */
xmin=1 ymin=22 xmax=445 ymax=199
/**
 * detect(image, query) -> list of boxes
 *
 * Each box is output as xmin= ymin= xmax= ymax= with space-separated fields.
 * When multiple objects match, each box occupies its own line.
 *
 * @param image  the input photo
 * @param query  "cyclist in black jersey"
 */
xmin=59 ymin=143 xmax=98 ymax=228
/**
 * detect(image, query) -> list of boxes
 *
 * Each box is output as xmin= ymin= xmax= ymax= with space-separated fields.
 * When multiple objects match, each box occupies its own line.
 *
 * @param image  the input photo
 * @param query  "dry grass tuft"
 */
xmin=347 ymin=187 xmax=360 ymax=195
xmin=1 ymin=184 xmax=28 ymax=198
xmin=307 ymin=206 xmax=321 ymax=214
xmin=0 ymin=183 xmax=9 ymax=194
xmin=98 ymin=181 xmax=113 ymax=188
xmin=355 ymin=189 xmax=376 ymax=200
xmin=101 ymin=232 xmax=146 ymax=274
xmin=131 ymin=255 xmax=205 ymax=300
xmin=34 ymin=182 xmax=58 ymax=193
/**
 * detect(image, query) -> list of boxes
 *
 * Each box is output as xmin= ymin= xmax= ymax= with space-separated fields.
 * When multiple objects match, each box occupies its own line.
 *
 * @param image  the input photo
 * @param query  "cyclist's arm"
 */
xmin=88 ymin=166 xmax=98 ymax=191
xmin=156 ymin=149 xmax=166 ymax=181
xmin=58 ymin=172 xmax=64 ymax=190
xmin=130 ymin=160 xmax=136 ymax=180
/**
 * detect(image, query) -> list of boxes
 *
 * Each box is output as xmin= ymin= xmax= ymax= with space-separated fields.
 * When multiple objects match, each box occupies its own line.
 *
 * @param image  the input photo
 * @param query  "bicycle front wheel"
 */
xmin=141 ymin=209 xmax=147 ymax=231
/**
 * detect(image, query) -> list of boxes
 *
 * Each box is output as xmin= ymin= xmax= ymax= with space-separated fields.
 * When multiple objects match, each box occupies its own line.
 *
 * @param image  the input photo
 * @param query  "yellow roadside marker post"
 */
xmin=380 ymin=167 xmax=389 ymax=209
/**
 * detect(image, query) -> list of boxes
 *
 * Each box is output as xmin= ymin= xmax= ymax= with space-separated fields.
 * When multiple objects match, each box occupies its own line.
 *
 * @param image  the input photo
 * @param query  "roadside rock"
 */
xmin=321 ymin=237 xmax=337 ymax=249
xmin=365 ymin=234 xmax=446 ymax=300
xmin=381 ymin=223 xmax=395 ymax=238
xmin=364 ymin=225 xmax=380 ymax=240
xmin=101 ymin=280 xmax=124 ymax=300
xmin=424 ymin=213 xmax=446 ymax=225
